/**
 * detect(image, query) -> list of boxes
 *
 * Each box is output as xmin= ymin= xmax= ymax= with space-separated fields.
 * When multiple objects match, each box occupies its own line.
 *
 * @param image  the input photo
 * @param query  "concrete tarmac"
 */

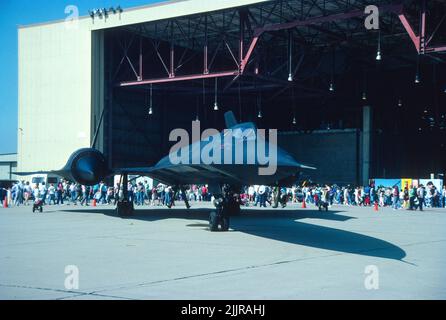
xmin=0 ymin=202 xmax=445 ymax=300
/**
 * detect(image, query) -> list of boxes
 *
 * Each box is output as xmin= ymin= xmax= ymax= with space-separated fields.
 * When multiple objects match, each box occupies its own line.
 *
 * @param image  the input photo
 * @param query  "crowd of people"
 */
xmin=295 ymin=184 xmax=446 ymax=210
xmin=1 ymin=179 xmax=445 ymax=211
xmin=0 ymin=181 xmax=211 ymax=208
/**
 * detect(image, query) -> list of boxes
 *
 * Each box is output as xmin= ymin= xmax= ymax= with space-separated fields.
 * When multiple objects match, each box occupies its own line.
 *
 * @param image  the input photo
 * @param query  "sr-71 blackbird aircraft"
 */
xmin=18 ymin=112 xmax=315 ymax=231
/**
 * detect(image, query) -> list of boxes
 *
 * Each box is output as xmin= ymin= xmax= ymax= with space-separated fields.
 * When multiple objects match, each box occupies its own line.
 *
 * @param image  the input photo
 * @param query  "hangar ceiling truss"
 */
xmin=109 ymin=0 xmax=446 ymax=89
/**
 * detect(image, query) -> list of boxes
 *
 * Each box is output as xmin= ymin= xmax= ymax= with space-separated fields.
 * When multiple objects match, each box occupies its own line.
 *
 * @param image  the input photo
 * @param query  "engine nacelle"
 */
xmin=63 ymin=148 xmax=108 ymax=186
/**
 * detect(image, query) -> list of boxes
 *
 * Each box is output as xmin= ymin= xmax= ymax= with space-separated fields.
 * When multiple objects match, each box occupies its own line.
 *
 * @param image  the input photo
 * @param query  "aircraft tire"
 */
xmin=117 ymin=201 xmax=134 ymax=217
xmin=221 ymin=216 xmax=230 ymax=232
xmin=231 ymin=203 xmax=241 ymax=216
xmin=209 ymin=211 xmax=219 ymax=232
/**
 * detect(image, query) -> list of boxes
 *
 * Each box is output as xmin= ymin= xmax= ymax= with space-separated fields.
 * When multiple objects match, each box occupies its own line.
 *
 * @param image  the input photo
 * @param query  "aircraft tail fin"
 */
xmin=224 ymin=111 xmax=238 ymax=128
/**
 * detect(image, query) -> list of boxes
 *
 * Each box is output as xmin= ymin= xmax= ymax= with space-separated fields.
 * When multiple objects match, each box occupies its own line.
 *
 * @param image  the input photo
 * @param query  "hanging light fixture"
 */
xmin=362 ymin=70 xmax=367 ymax=100
xmin=415 ymin=54 xmax=421 ymax=84
xmin=148 ymin=84 xmax=153 ymax=116
xmin=257 ymin=94 xmax=262 ymax=119
xmin=257 ymin=100 xmax=262 ymax=119
xmin=292 ymin=87 xmax=297 ymax=125
xmin=195 ymin=97 xmax=200 ymax=122
xmin=398 ymin=98 xmax=403 ymax=107
xmin=415 ymin=74 xmax=421 ymax=84
xmin=202 ymin=79 xmax=206 ymax=115
xmin=329 ymin=47 xmax=335 ymax=92
xmin=376 ymin=30 xmax=382 ymax=61
xmin=213 ymin=78 xmax=219 ymax=111
xmin=288 ymin=31 xmax=293 ymax=82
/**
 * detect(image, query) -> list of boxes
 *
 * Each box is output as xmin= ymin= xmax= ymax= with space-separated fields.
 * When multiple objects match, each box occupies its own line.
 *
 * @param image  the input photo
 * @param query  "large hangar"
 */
xmin=18 ymin=0 xmax=446 ymax=185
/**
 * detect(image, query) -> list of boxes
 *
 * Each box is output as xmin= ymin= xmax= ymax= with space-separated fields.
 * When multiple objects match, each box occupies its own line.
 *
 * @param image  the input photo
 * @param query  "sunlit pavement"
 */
xmin=0 ymin=202 xmax=445 ymax=300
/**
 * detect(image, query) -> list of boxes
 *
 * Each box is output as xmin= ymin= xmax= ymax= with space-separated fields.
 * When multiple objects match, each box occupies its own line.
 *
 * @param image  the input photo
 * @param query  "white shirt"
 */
xmin=48 ymin=186 xmax=56 ymax=195
xmin=33 ymin=188 xmax=40 ymax=199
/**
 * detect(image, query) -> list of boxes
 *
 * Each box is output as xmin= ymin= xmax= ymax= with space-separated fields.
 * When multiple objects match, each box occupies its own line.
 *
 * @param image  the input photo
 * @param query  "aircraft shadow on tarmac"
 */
xmin=61 ymin=207 xmax=406 ymax=262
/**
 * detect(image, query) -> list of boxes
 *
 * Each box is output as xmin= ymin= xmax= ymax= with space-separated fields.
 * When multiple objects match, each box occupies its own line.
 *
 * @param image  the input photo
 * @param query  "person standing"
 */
xmin=14 ymin=181 xmax=24 ymax=207
xmin=379 ymin=189 xmax=385 ymax=207
xmin=392 ymin=186 xmax=400 ymax=210
xmin=24 ymin=182 xmax=32 ymax=206
xmin=417 ymin=184 xmax=425 ymax=211
xmin=106 ymin=187 xmax=114 ymax=205
xmin=33 ymin=184 xmax=41 ymax=203
xmin=56 ymin=182 xmax=64 ymax=205
xmin=442 ymin=185 xmax=446 ymax=208
xmin=343 ymin=187 xmax=349 ymax=206
xmin=127 ymin=183 xmax=134 ymax=203
xmin=401 ymin=188 xmax=408 ymax=209
xmin=48 ymin=184 xmax=56 ymax=205
xmin=0 ymin=186 xmax=6 ymax=206
xmin=408 ymin=186 xmax=417 ymax=210
xmin=151 ymin=187 xmax=157 ymax=206
xmin=258 ymin=185 xmax=267 ymax=208
xmin=39 ymin=182 xmax=48 ymax=205
xmin=364 ymin=185 xmax=371 ymax=206
xmin=164 ymin=186 xmax=172 ymax=208
xmin=80 ymin=185 xmax=90 ymax=206
xmin=70 ymin=183 xmax=76 ymax=205
xmin=248 ymin=186 xmax=255 ymax=203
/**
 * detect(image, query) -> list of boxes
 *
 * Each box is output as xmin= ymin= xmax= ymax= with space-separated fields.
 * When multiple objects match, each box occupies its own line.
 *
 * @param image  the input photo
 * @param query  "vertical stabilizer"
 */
xmin=224 ymin=111 xmax=238 ymax=128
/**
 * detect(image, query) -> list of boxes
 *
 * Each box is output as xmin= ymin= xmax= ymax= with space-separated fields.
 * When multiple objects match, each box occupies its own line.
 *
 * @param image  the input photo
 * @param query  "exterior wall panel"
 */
xmin=18 ymin=22 xmax=92 ymax=172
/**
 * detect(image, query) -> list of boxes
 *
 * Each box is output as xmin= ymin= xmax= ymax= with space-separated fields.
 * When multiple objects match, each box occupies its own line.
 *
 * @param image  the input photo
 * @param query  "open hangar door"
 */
xmin=93 ymin=0 xmax=446 ymax=185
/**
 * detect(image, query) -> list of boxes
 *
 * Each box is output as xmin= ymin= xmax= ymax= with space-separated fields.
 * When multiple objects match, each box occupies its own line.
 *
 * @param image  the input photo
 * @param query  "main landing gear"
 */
xmin=209 ymin=185 xmax=241 ymax=232
xmin=116 ymin=174 xmax=134 ymax=217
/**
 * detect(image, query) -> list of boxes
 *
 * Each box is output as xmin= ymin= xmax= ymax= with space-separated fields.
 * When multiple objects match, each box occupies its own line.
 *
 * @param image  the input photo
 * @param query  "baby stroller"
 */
xmin=33 ymin=198 xmax=44 ymax=213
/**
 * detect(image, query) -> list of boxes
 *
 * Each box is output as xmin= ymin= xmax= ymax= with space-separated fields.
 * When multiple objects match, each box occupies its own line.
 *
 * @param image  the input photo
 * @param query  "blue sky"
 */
xmin=0 ymin=0 xmax=164 ymax=154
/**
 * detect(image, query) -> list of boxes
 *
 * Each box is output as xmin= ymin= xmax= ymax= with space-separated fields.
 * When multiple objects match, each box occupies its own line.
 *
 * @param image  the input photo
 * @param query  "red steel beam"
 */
xmin=420 ymin=3 xmax=426 ymax=54
xmin=138 ymin=37 xmax=143 ymax=81
xmin=425 ymin=45 xmax=446 ymax=53
xmin=118 ymin=70 xmax=240 ymax=87
xmin=259 ymin=4 xmax=403 ymax=33
xmin=398 ymin=13 xmax=420 ymax=52
xmin=242 ymin=4 xmax=403 ymax=74
xmin=118 ymin=3 xmax=419 ymax=88
xmin=240 ymin=36 xmax=259 ymax=74
xmin=398 ymin=12 xmax=446 ymax=54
